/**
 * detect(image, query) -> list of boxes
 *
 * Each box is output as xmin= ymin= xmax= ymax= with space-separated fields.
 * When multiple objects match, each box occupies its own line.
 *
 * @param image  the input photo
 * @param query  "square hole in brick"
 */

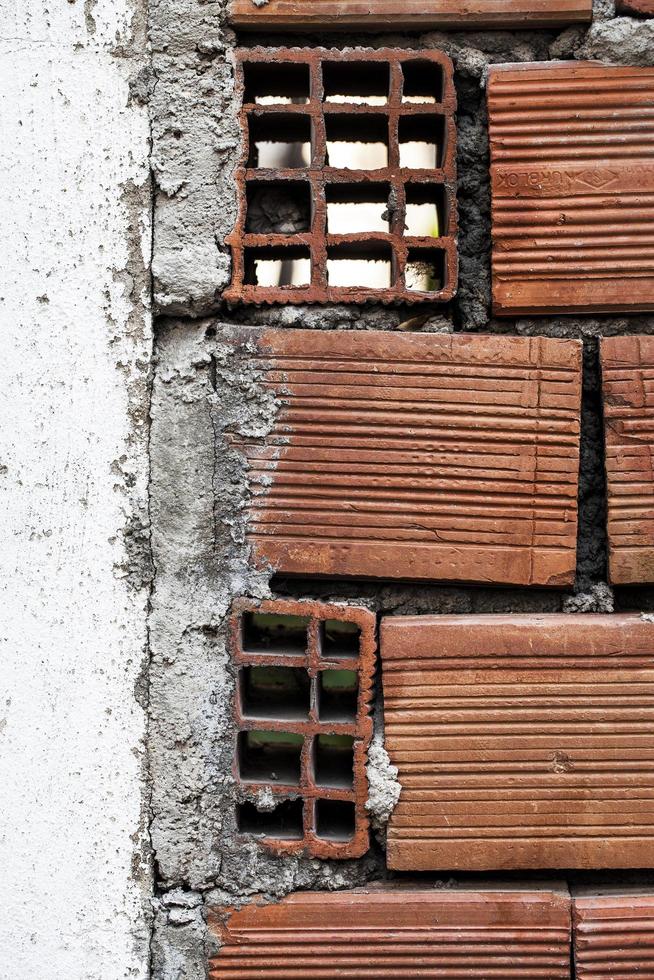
xmin=241 ymin=611 xmax=309 ymax=656
xmin=317 ymin=670 xmax=359 ymax=723
xmin=325 ymin=114 xmax=389 ymax=170
xmin=402 ymin=60 xmax=444 ymax=104
xmin=237 ymin=798 xmax=304 ymax=839
xmin=326 ymin=183 xmax=392 ymax=234
xmin=320 ymin=618 xmax=362 ymax=659
xmin=238 ymin=730 xmax=303 ymax=785
xmin=405 ymin=247 xmax=445 ymax=293
xmin=313 ymin=734 xmax=355 ymax=790
xmin=243 ymin=245 xmax=311 ymax=288
xmin=240 ymin=665 xmax=311 ymax=721
xmin=405 ymin=184 xmax=446 ymax=237
xmin=243 ymin=62 xmax=311 ymax=106
xmin=247 ymin=113 xmax=312 ymax=168
xmin=245 ymin=181 xmax=312 ymax=235
xmin=323 ymin=61 xmax=390 ymax=106
xmin=326 ymin=242 xmax=393 ymax=289
xmin=315 ymin=799 xmax=356 ymax=842
xmin=399 ymin=115 xmax=444 ymax=168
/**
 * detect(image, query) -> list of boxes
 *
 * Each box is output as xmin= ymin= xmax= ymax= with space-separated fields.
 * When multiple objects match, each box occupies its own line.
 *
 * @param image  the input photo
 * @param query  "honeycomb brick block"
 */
xmin=380 ymin=613 xmax=654 ymax=871
xmin=601 ymin=336 xmax=654 ymax=585
xmin=208 ymin=883 xmax=572 ymax=979
xmin=573 ymin=890 xmax=654 ymax=979
xmin=230 ymin=598 xmax=375 ymax=859
xmin=488 ymin=63 xmax=654 ymax=317
xmin=228 ymin=0 xmax=591 ymax=31
xmin=225 ymin=48 xmax=457 ymax=307
xmin=222 ymin=326 xmax=582 ymax=586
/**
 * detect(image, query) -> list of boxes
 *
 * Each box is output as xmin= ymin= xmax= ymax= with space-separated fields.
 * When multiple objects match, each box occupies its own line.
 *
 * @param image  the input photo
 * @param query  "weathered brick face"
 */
xmin=488 ymin=63 xmax=654 ymax=316
xmin=573 ymin=891 xmax=654 ymax=979
xmin=381 ymin=613 xmax=654 ymax=871
xmin=230 ymin=598 xmax=375 ymax=859
xmin=208 ymin=884 xmax=572 ymax=979
xmin=601 ymin=336 xmax=654 ymax=585
xmin=222 ymin=326 xmax=582 ymax=586
xmin=225 ymin=48 xmax=457 ymax=307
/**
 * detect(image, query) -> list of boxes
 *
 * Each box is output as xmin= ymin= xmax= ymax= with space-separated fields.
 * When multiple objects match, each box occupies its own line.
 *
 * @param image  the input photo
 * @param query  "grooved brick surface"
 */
xmin=573 ymin=890 xmax=654 ymax=979
xmin=229 ymin=0 xmax=591 ymax=30
xmin=488 ymin=63 xmax=654 ymax=316
xmin=601 ymin=336 xmax=654 ymax=585
xmin=230 ymin=598 xmax=375 ymax=859
xmin=225 ymin=48 xmax=457 ymax=307
xmin=224 ymin=326 xmax=582 ymax=586
xmin=208 ymin=883 xmax=572 ymax=979
xmin=381 ymin=613 xmax=654 ymax=871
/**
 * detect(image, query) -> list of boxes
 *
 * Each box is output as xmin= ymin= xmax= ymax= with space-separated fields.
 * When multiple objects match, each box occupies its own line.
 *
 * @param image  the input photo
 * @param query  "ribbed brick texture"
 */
xmin=601 ymin=336 xmax=654 ymax=585
xmin=223 ymin=326 xmax=582 ymax=586
xmin=574 ymin=891 xmax=654 ymax=979
xmin=225 ymin=48 xmax=457 ymax=307
xmin=381 ymin=613 xmax=654 ymax=871
xmin=230 ymin=598 xmax=375 ymax=859
xmin=229 ymin=0 xmax=591 ymax=31
xmin=209 ymin=885 xmax=571 ymax=979
xmin=489 ymin=63 xmax=654 ymax=316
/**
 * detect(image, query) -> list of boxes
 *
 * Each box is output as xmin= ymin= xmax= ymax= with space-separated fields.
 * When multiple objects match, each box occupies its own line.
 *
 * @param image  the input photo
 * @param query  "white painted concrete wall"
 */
xmin=0 ymin=1 xmax=152 ymax=977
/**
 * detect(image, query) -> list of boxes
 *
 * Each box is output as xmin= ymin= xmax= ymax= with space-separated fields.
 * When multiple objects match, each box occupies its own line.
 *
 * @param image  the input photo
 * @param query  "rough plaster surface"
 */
xmin=1 ymin=0 xmax=152 ymax=977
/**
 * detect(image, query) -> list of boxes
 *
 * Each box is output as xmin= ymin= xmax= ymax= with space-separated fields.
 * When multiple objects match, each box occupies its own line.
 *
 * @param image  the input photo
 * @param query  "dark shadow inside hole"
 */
xmin=243 ymin=62 xmax=311 ymax=105
xmin=243 ymin=246 xmax=311 ymax=288
xmin=240 ymin=665 xmax=311 ymax=720
xmin=405 ymin=184 xmax=446 ymax=237
xmin=315 ymin=798 xmax=356 ymax=841
xmin=399 ymin=115 xmax=444 ymax=168
xmin=325 ymin=114 xmax=389 ymax=169
xmin=237 ymin=798 xmax=304 ymax=839
xmin=326 ymin=183 xmax=391 ymax=234
xmin=320 ymin=618 xmax=361 ymax=659
xmin=402 ymin=60 xmax=444 ymax=104
xmin=317 ymin=670 xmax=358 ymax=723
xmin=326 ymin=241 xmax=393 ymax=288
xmin=246 ymin=180 xmax=312 ymax=235
xmin=241 ymin=611 xmax=309 ymax=655
xmin=405 ymin=247 xmax=446 ymax=293
xmin=248 ymin=113 xmax=312 ymax=168
xmin=323 ymin=61 xmax=390 ymax=104
xmin=313 ymin=734 xmax=355 ymax=790
xmin=238 ymin=730 xmax=303 ymax=785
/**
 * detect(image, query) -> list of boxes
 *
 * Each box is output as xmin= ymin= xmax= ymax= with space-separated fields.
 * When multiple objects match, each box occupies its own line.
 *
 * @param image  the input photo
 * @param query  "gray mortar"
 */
xmin=148 ymin=4 xmax=654 ymax=974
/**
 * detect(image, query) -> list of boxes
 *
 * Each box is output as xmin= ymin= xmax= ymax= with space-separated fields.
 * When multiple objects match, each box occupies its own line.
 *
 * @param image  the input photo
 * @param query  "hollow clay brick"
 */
xmin=381 ymin=613 xmax=654 ymax=871
xmin=208 ymin=883 xmax=572 ymax=979
xmin=223 ymin=326 xmax=582 ymax=586
xmin=229 ymin=0 xmax=591 ymax=31
xmin=488 ymin=63 xmax=654 ymax=317
xmin=573 ymin=890 xmax=654 ymax=979
xmin=225 ymin=48 xmax=457 ymax=307
xmin=601 ymin=336 xmax=654 ymax=585
xmin=230 ymin=598 xmax=375 ymax=860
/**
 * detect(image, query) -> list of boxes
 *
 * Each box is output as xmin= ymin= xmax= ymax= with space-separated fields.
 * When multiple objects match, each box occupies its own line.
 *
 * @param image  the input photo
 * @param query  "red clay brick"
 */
xmin=229 ymin=0 xmax=591 ymax=30
xmin=208 ymin=883 xmax=572 ymax=979
xmin=225 ymin=48 xmax=457 ymax=307
xmin=381 ymin=613 xmax=654 ymax=871
xmin=573 ymin=890 xmax=654 ymax=979
xmin=223 ymin=326 xmax=582 ymax=586
xmin=488 ymin=63 xmax=654 ymax=317
xmin=601 ymin=336 xmax=654 ymax=585
xmin=616 ymin=0 xmax=654 ymax=14
xmin=230 ymin=597 xmax=375 ymax=859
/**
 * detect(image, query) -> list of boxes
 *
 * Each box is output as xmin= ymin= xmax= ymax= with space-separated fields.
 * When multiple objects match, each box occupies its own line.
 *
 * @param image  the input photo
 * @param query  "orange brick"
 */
xmin=209 ymin=883 xmax=571 ymax=979
xmin=223 ymin=327 xmax=582 ymax=586
xmin=601 ymin=336 xmax=654 ymax=585
xmin=573 ymin=890 xmax=654 ymax=979
xmin=489 ymin=63 xmax=654 ymax=316
xmin=381 ymin=613 xmax=654 ymax=871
